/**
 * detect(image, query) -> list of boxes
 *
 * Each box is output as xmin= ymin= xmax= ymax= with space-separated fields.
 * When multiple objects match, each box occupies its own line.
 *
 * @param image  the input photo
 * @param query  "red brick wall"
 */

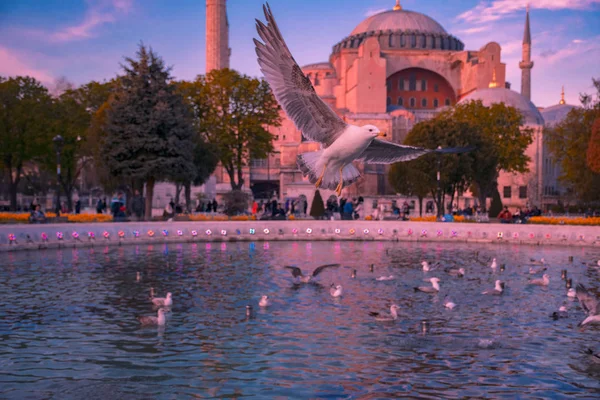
xmin=386 ymin=68 xmax=456 ymax=110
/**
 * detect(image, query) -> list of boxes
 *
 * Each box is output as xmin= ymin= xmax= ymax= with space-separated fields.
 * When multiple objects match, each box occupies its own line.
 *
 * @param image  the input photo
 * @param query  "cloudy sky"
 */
xmin=1 ymin=0 xmax=599 ymax=107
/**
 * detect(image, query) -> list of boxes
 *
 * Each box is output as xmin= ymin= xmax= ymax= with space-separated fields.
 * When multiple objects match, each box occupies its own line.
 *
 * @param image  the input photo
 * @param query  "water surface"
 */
xmin=1 ymin=241 xmax=599 ymax=399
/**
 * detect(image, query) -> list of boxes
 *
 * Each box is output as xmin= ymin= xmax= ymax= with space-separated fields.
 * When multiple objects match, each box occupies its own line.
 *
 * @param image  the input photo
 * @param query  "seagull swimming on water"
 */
xmin=259 ymin=295 xmax=271 ymax=307
xmin=575 ymin=284 xmax=600 ymax=326
xmin=529 ymin=274 xmax=550 ymax=286
xmin=330 ymin=284 xmax=343 ymax=298
xmin=482 ymin=280 xmax=505 ymax=295
xmin=376 ymin=275 xmax=395 ymax=281
xmin=253 ymin=3 xmax=474 ymax=196
xmin=414 ymin=277 xmax=441 ymax=294
xmin=369 ymin=304 xmax=401 ymax=322
xmin=421 ymin=261 xmax=439 ymax=272
xmin=138 ymin=309 xmax=166 ymax=326
xmin=444 ymin=296 xmax=457 ymax=309
xmin=445 ymin=267 xmax=465 ymax=277
xmin=152 ymin=292 xmax=173 ymax=307
xmin=285 ymin=264 xmax=340 ymax=283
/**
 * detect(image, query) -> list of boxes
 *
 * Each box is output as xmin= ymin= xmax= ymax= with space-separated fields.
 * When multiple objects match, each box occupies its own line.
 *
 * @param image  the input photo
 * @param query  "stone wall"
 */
xmin=1 ymin=221 xmax=599 ymax=252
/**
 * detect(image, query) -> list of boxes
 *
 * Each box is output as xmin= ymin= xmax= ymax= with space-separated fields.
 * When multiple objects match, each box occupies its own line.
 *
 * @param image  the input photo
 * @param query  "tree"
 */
xmin=546 ymin=110 xmax=600 ymax=203
xmin=309 ymin=190 xmax=325 ymax=219
xmin=403 ymin=116 xmax=478 ymax=218
xmin=586 ymin=118 xmax=600 ymax=173
xmin=447 ymin=101 xmax=533 ymax=211
xmin=0 ymin=76 xmax=54 ymax=210
xmin=546 ymin=78 xmax=600 ymax=204
xmin=102 ymin=44 xmax=196 ymax=219
xmin=180 ymin=69 xmax=281 ymax=191
xmin=39 ymin=89 xmax=91 ymax=211
xmin=388 ymin=162 xmax=430 ymax=216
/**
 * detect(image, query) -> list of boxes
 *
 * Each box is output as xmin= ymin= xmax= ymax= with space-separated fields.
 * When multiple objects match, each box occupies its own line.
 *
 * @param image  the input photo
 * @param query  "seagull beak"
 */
xmin=377 ymin=132 xmax=387 ymax=138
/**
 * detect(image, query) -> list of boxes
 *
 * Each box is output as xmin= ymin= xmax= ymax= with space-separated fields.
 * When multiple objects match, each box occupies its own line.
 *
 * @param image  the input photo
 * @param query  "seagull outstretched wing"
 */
xmin=312 ymin=263 xmax=341 ymax=277
xmin=254 ymin=3 xmax=347 ymax=146
xmin=358 ymin=140 xmax=476 ymax=164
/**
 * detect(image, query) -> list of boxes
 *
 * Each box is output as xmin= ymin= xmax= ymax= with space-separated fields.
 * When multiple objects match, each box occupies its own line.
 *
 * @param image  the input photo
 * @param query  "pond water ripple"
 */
xmin=1 ymin=241 xmax=599 ymax=399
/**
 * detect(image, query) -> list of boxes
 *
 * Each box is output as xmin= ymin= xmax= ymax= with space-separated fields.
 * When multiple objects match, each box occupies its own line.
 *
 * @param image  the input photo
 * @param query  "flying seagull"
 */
xmin=285 ymin=263 xmax=340 ymax=283
xmin=253 ymin=3 xmax=474 ymax=196
xmin=575 ymin=284 xmax=600 ymax=326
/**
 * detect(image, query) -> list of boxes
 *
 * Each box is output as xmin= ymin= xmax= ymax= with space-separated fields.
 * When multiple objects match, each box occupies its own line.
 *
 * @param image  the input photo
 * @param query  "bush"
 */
xmin=222 ymin=190 xmax=250 ymax=216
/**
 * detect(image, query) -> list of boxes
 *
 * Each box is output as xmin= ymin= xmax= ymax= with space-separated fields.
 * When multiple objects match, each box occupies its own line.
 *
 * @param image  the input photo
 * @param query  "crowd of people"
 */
xmin=497 ymin=205 xmax=543 ymax=224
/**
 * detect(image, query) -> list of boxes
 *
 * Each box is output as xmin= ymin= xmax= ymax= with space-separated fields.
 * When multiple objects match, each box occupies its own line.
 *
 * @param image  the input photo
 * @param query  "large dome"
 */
xmin=540 ymin=103 xmax=578 ymax=126
xmin=459 ymin=88 xmax=544 ymax=126
xmin=352 ymin=9 xmax=447 ymax=36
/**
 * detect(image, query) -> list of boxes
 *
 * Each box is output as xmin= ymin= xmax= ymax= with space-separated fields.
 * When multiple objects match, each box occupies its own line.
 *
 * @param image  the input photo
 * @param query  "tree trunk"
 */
xmin=9 ymin=181 xmax=18 ymax=211
xmin=418 ymin=196 xmax=423 ymax=216
xmin=174 ymin=182 xmax=182 ymax=206
xmin=184 ymin=182 xmax=192 ymax=212
xmin=226 ymin=165 xmax=241 ymax=191
xmin=144 ymin=177 xmax=155 ymax=220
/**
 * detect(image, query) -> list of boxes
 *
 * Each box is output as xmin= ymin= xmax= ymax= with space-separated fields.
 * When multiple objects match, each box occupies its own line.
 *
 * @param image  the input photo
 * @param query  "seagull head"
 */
xmin=261 ymin=295 xmax=269 ymax=301
xmin=430 ymin=277 xmax=440 ymax=284
xmin=166 ymin=292 xmax=172 ymax=298
xmin=362 ymin=124 xmax=385 ymax=139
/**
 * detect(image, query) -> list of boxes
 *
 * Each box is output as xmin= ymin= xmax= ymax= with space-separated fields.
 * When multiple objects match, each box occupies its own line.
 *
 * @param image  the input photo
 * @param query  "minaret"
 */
xmin=206 ymin=0 xmax=230 ymax=73
xmin=559 ymin=86 xmax=565 ymax=104
xmin=519 ymin=5 xmax=534 ymax=100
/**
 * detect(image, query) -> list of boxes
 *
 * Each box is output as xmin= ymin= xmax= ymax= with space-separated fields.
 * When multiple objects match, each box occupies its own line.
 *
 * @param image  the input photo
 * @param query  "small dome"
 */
xmin=458 ymin=88 xmax=544 ymax=126
xmin=351 ymin=9 xmax=447 ymax=36
xmin=540 ymin=103 xmax=578 ymax=126
xmin=301 ymin=62 xmax=334 ymax=71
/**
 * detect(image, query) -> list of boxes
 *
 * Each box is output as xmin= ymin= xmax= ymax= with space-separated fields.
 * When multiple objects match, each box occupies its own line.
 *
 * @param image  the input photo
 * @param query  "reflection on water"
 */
xmin=1 ymin=242 xmax=599 ymax=399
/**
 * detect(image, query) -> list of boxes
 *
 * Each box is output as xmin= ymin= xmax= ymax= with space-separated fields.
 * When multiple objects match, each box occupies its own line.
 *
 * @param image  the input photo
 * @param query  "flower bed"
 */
xmin=0 ymin=213 xmax=31 ymax=223
xmin=528 ymin=216 xmax=600 ymax=226
xmin=0 ymin=212 xmax=113 ymax=223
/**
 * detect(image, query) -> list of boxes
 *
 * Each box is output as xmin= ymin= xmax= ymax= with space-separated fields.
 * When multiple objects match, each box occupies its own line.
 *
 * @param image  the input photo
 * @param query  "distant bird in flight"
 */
xmin=253 ymin=3 xmax=474 ymax=196
xmin=285 ymin=263 xmax=340 ymax=283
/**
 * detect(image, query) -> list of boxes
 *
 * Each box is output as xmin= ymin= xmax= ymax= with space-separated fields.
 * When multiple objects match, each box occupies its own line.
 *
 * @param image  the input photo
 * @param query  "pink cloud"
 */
xmin=50 ymin=0 xmax=134 ymax=42
xmin=458 ymin=0 xmax=600 ymax=24
xmin=0 ymin=46 xmax=54 ymax=84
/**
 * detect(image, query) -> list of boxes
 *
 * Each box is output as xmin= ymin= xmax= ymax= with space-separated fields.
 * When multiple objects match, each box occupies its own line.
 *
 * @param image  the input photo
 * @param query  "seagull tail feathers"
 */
xmin=297 ymin=151 xmax=361 ymax=191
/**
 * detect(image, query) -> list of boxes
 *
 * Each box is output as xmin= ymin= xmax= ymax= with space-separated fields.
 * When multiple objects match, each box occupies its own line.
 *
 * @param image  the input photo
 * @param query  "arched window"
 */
xmin=400 ymin=35 xmax=405 ymax=47
xmin=397 ymin=97 xmax=403 ymax=106
xmin=445 ymin=98 xmax=451 ymax=106
xmin=386 ymin=81 xmax=391 ymax=91
xmin=433 ymin=98 xmax=439 ymax=108
xmin=314 ymin=73 xmax=320 ymax=85
xmin=386 ymin=97 xmax=391 ymax=106
xmin=388 ymin=34 xmax=394 ymax=47
xmin=409 ymin=73 xmax=416 ymax=91
xmin=421 ymin=98 xmax=427 ymax=107
xmin=421 ymin=79 xmax=427 ymax=91
xmin=411 ymin=35 xmax=417 ymax=48
xmin=409 ymin=98 xmax=416 ymax=108
xmin=398 ymin=79 xmax=404 ymax=90
xmin=434 ymin=83 xmax=439 ymax=92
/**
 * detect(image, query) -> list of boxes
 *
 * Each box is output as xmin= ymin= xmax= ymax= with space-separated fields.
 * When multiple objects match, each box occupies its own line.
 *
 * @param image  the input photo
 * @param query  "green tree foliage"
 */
xmin=102 ymin=45 xmax=196 ymax=219
xmin=179 ymin=69 xmax=281 ymax=191
xmin=309 ymin=190 xmax=325 ymax=219
xmin=447 ymin=100 xmax=533 ymax=211
xmin=545 ymin=84 xmax=600 ymax=204
xmin=0 ymin=76 xmax=54 ymax=210
xmin=403 ymin=116 xmax=479 ymax=217
xmin=388 ymin=162 xmax=430 ymax=216
xmin=222 ymin=190 xmax=250 ymax=216
xmin=39 ymin=90 xmax=91 ymax=211
xmin=587 ymin=118 xmax=600 ymax=173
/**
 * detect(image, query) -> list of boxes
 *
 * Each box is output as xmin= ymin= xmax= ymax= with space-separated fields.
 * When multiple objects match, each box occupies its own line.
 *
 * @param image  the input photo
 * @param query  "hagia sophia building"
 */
xmin=202 ymin=0 xmax=578 ymax=214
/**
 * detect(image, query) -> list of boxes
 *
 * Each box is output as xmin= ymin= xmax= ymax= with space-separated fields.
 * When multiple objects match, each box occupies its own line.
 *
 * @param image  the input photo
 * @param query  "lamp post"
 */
xmin=436 ymin=146 xmax=442 ymax=219
xmin=53 ymin=135 xmax=64 ymax=216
